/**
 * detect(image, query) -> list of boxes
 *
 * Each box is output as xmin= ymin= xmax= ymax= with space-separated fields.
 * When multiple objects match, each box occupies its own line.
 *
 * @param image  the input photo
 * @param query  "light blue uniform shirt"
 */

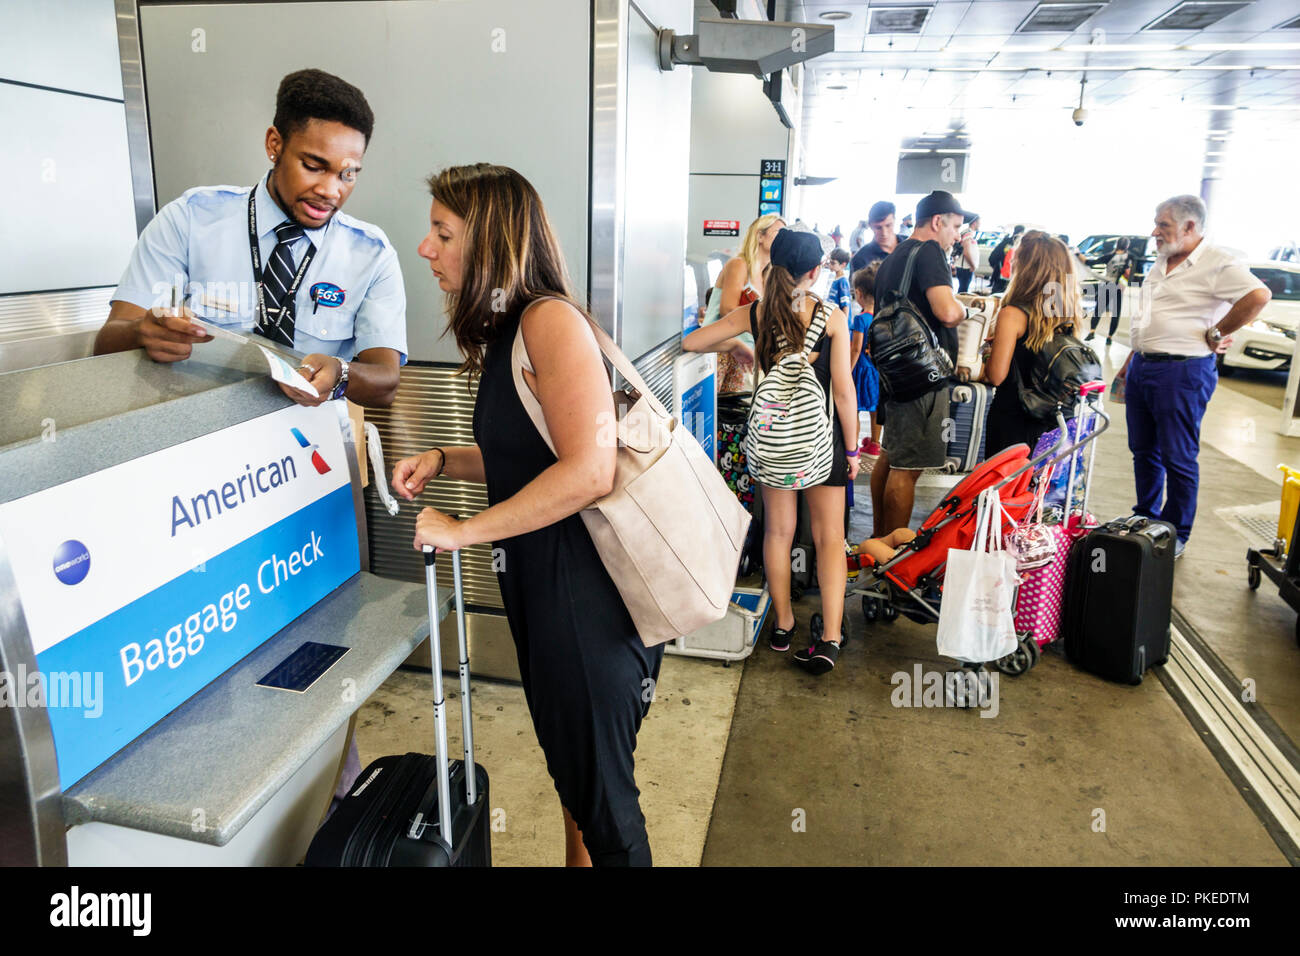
xmin=112 ymin=174 xmax=407 ymax=362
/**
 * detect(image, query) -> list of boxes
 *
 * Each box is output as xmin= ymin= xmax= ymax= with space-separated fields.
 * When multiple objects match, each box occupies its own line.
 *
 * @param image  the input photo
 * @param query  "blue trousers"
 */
xmin=1125 ymin=353 xmax=1216 ymax=542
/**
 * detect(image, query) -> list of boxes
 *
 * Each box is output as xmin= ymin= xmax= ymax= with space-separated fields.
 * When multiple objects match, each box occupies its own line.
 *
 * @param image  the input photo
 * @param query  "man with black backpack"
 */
xmin=869 ymin=191 xmax=976 ymax=535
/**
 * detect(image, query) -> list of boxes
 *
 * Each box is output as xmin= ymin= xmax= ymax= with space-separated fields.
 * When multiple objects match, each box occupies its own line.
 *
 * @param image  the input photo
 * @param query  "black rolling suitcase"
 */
xmin=306 ymin=547 xmax=491 ymax=866
xmin=1062 ymin=516 xmax=1175 ymax=684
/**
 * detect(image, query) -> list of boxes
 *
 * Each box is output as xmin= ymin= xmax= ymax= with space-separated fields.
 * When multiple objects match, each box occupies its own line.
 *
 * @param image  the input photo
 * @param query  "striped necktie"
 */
xmin=259 ymin=220 xmax=309 ymax=347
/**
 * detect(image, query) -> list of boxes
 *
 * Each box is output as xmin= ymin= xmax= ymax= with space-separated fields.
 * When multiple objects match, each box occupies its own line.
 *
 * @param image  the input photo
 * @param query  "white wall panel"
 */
xmin=0 ymin=85 xmax=137 ymax=294
xmin=0 ymin=0 xmax=123 ymax=99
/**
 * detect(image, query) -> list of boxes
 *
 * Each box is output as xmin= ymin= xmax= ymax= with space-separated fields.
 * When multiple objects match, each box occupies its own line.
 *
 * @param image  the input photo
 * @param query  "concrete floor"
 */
xmin=352 ymin=326 xmax=1298 ymax=866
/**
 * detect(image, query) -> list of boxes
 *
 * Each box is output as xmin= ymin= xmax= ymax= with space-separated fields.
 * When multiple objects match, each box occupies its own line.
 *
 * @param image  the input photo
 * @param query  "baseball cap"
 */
xmin=915 ymin=190 xmax=965 ymax=223
xmin=769 ymin=228 xmax=824 ymax=276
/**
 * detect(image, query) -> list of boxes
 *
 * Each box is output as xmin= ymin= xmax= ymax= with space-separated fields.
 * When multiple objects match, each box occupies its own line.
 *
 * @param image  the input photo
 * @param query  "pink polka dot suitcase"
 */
xmin=1013 ymin=525 xmax=1072 ymax=648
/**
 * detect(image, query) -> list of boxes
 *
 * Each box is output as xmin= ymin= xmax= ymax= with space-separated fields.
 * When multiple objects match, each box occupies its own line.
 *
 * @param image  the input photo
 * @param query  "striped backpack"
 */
xmin=744 ymin=302 xmax=835 ymax=489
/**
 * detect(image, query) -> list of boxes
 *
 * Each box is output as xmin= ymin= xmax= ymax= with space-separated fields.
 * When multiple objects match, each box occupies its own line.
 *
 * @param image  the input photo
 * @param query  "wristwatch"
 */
xmin=1206 ymin=327 xmax=1224 ymax=348
xmin=329 ymin=359 xmax=350 ymax=400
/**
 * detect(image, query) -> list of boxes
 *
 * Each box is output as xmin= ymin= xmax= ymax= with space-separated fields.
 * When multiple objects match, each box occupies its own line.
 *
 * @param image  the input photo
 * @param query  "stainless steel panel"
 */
xmin=591 ymin=0 xmax=629 ymax=344
xmin=403 ymin=611 xmax=520 ymax=684
xmin=0 ymin=288 xmax=113 ymax=374
xmin=0 ymin=85 xmax=138 ymax=295
xmin=0 ymin=536 xmax=68 ymax=866
xmin=0 ymin=0 xmax=124 ymax=100
xmin=362 ymin=365 xmax=503 ymax=608
xmin=115 ymin=0 xmax=156 ymax=235
xmin=621 ymin=1 xmax=693 ymax=359
xmin=631 ymin=334 xmax=683 ymax=410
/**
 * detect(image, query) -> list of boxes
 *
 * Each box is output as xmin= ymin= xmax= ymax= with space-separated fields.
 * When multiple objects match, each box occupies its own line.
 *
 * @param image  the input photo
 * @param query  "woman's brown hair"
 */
xmin=1003 ymin=230 xmax=1083 ymax=351
xmin=753 ymin=263 xmax=823 ymax=375
xmin=426 ymin=163 xmax=588 ymax=379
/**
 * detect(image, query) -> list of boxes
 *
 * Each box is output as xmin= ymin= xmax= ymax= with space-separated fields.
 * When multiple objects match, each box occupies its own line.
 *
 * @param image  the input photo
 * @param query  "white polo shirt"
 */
xmin=1132 ymin=238 xmax=1264 ymax=357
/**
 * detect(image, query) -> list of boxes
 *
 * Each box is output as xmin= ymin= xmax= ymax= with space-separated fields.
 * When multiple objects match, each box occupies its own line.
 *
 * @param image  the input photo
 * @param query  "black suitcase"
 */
xmin=944 ymin=382 xmax=993 ymax=473
xmin=1062 ymin=516 xmax=1175 ymax=684
xmin=306 ymin=547 xmax=491 ymax=866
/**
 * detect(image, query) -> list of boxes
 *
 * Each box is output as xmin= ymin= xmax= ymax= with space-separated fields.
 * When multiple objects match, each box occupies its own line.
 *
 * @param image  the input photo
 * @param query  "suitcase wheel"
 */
xmin=862 ymin=595 xmax=879 ymax=623
xmin=1247 ymin=564 xmax=1261 ymax=590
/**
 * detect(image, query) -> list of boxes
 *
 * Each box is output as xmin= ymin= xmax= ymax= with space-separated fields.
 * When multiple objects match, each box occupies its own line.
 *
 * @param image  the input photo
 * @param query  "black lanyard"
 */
xmin=247 ymin=187 xmax=317 ymax=338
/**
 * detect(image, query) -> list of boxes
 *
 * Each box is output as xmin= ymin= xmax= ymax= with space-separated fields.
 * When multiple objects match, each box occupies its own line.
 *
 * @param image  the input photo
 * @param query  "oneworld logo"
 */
xmin=52 ymin=539 xmax=91 ymax=585
xmin=170 ymin=429 xmax=328 ymax=537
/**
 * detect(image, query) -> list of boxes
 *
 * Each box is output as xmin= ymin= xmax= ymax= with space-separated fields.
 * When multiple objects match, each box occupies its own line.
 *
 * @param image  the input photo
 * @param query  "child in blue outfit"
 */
xmin=849 ymin=262 xmax=882 ymax=459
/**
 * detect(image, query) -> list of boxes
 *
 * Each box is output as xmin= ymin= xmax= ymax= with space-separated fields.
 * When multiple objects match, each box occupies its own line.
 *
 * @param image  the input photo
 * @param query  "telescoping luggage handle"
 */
xmin=420 ymin=542 xmax=478 ymax=849
xmin=990 ymin=380 xmax=1110 ymax=498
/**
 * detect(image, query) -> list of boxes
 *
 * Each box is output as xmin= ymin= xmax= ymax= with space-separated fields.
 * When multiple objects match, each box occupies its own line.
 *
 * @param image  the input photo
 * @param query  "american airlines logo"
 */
xmin=170 ymin=429 xmax=330 ymax=537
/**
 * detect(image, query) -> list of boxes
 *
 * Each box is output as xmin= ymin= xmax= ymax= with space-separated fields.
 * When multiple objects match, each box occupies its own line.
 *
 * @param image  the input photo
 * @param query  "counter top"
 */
xmin=62 ymin=571 xmax=451 ymax=846
xmin=0 ymin=340 xmax=306 ymax=505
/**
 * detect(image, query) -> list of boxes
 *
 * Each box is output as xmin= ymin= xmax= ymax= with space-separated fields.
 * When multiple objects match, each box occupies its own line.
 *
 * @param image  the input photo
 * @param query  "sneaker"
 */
xmin=861 ymin=439 xmax=883 ymax=459
xmin=1105 ymin=337 xmax=1113 ymax=347
xmin=793 ymin=639 xmax=840 ymax=675
xmin=770 ymin=622 xmax=797 ymax=652
xmin=1175 ymin=539 xmax=1186 ymax=560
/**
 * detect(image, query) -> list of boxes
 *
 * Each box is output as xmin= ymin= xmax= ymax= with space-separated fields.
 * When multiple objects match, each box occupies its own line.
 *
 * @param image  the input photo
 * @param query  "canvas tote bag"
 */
xmin=936 ymin=487 xmax=1020 ymax=663
xmin=511 ymin=298 xmax=752 ymax=647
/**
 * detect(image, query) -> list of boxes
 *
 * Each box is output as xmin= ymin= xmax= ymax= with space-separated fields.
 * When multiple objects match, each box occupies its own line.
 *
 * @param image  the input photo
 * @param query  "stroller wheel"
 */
xmin=810 ymin=613 xmax=824 ymax=643
xmin=1025 ymin=636 xmax=1042 ymax=667
xmin=880 ymin=602 xmax=898 ymax=623
xmin=862 ymin=596 xmax=879 ymax=622
xmin=994 ymin=641 xmax=1033 ymax=676
xmin=1248 ymin=565 xmax=1261 ymax=590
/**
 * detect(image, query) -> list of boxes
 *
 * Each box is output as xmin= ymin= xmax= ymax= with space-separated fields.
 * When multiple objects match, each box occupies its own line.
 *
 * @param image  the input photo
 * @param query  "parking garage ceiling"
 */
xmin=698 ymin=1 xmax=1300 ymax=137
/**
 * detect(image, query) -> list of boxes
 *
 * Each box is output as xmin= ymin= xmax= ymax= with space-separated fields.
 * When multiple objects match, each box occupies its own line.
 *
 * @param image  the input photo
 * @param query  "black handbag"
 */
xmin=868 ymin=243 xmax=955 ymax=403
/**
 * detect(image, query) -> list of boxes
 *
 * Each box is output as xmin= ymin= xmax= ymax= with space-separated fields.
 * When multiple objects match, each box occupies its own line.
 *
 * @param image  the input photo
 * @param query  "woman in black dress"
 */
xmin=984 ymin=230 xmax=1086 ymax=456
xmin=391 ymin=164 xmax=662 ymax=867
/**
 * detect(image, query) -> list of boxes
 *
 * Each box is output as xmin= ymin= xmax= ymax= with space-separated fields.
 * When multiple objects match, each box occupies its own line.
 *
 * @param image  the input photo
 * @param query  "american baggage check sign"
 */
xmin=0 ymin=404 xmax=360 ymax=789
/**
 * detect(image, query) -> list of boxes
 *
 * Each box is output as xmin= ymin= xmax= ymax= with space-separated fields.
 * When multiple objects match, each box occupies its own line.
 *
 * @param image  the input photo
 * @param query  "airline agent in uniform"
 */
xmin=94 ymin=69 xmax=407 ymax=408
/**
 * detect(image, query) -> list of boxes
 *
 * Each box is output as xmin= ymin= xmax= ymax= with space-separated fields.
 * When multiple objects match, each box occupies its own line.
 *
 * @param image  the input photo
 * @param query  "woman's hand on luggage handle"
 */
xmin=413 ymin=506 xmax=467 ymax=553
xmin=392 ymin=449 xmax=443 ymax=500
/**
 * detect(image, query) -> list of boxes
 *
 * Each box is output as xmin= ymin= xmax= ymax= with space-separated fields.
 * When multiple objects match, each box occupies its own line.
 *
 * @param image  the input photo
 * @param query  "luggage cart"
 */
xmin=1245 ymin=510 xmax=1300 ymax=647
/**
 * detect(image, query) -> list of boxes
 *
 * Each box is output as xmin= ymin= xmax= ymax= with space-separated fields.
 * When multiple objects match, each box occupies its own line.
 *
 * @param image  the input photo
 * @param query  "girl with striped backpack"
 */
xmin=684 ymin=228 xmax=861 ymax=675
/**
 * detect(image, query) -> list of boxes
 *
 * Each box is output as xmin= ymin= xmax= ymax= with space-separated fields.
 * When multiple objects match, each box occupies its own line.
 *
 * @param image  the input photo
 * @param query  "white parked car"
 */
xmin=1218 ymin=261 xmax=1300 ymax=374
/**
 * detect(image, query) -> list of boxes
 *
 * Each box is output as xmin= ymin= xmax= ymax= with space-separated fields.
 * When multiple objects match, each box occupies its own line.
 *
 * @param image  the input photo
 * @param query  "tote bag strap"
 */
xmin=511 ymin=297 xmax=672 ymax=457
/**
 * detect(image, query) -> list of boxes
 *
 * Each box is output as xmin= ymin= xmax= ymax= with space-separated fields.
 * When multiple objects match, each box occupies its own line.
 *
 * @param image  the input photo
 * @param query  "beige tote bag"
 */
xmin=511 ymin=300 xmax=752 ymax=647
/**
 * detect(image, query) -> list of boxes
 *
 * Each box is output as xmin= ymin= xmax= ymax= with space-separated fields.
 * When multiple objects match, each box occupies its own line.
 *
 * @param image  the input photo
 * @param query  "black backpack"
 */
xmin=1018 ymin=331 xmax=1102 ymax=423
xmin=867 ymin=243 xmax=954 ymax=403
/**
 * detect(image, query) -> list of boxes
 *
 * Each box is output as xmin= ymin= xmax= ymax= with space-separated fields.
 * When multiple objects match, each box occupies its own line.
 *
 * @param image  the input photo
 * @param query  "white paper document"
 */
xmin=258 ymin=346 xmax=319 ymax=397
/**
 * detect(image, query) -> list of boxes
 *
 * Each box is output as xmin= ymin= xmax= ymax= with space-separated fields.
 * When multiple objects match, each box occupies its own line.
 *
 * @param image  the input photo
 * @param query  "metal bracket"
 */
xmin=657 ymin=18 xmax=834 ymax=74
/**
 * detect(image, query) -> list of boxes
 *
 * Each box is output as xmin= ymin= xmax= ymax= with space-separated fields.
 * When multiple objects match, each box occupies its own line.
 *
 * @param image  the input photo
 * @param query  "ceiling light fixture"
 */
xmin=818 ymin=10 xmax=853 ymax=20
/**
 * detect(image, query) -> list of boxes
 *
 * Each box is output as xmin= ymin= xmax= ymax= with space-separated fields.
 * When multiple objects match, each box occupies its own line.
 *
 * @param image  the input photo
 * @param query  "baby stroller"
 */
xmin=814 ymin=384 xmax=1110 ymax=671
